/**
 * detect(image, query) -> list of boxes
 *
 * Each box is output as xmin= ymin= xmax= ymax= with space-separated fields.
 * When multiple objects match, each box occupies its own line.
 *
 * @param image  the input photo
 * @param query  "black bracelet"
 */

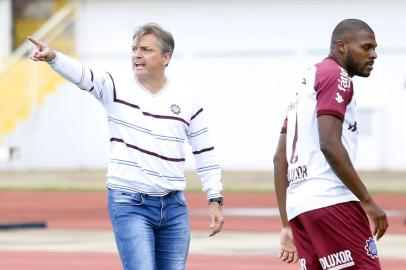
xmin=208 ymin=197 xmax=223 ymax=205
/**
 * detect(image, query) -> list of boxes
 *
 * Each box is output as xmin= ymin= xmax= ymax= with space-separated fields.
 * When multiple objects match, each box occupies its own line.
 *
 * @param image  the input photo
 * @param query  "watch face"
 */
xmin=209 ymin=197 xmax=223 ymax=205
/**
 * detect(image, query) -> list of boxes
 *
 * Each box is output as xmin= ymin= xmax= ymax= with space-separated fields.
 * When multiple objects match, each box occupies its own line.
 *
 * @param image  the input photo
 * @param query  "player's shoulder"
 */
xmin=108 ymin=69 xmax=137 ymax=91
xmin=168 ymin=78 xmax=199 ymax=102
xmin=315 ymin=57 xmax=343 ymax=77
xmin=314 ymin=57 xmax=348 ymax=85
xmin=108 ymin=68 xmax=133 ymax=82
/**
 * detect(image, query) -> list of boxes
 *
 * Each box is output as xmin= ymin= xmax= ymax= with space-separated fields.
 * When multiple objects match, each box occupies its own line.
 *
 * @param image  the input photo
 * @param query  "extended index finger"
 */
xmin=27 ymin=36 xmax=43 ymax=48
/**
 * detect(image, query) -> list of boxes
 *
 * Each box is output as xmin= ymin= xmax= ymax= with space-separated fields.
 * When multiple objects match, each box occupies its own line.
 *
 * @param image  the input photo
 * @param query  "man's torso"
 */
xmin=284 ymin=57 xmax=359 ymax=220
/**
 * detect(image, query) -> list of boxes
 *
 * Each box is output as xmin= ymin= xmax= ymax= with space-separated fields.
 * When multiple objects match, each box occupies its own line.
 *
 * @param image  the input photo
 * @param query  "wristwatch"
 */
xmin=208 ymin=197 xmax=223 ymax=206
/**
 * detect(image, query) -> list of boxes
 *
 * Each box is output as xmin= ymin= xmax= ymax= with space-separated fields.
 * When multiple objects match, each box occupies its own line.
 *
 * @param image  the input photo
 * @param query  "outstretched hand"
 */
xmin=27 ymin=36 xmax=56 ymax=62
xmin=279 ymin=227 xmax=298 ymax=264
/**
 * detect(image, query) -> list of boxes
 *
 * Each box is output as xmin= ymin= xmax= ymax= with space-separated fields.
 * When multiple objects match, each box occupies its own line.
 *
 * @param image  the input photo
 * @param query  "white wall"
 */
xmin=2 ymin=0 xmax=406 ymax=170
xmin=0 ymin=0 xmax=12 ymax=71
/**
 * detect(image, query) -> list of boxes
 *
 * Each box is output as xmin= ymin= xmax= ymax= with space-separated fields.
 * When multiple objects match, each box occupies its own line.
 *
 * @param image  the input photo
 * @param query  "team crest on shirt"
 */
xmin=365 ymin=237 xmax=378 ymax=259
xmin=170 ymin=104 xmax=181 ymax=115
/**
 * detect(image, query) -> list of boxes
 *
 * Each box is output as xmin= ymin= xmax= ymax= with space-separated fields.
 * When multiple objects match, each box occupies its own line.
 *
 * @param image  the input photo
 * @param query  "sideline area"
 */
xmin=0 ymin=170 xmax=405 ymax=269
xmin=0 ymin=170 xmax=405 ymax=193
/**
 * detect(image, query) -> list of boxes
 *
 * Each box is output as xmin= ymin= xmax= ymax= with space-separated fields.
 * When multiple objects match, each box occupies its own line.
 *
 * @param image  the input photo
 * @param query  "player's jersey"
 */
xmin=49 ymin=52 xmax=222 ymax=199
xmin=281 ymin=57 xmax=359 ymax=220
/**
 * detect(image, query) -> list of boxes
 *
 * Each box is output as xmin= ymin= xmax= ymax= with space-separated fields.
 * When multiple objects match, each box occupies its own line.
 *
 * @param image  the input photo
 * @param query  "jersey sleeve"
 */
xmin=187 ymin=105 xmax=223 ymax=199
xmin=48 ymin=52 xmax=114 ymax=105
xmin=314 ymin=64 xmax=353 ymax=120
xmin=280 ymin=117 xmax=288 ymax=134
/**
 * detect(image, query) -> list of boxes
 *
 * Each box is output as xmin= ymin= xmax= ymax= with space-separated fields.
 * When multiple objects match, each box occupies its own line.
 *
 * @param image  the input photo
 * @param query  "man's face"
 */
xmin=131 ymin=34 xmax=170 ymax=79
xmin=345 ymin=31 xmax=377 ymax=77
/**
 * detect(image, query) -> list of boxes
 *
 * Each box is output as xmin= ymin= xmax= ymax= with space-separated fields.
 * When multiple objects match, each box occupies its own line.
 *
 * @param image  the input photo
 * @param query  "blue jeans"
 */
xmin=108 ymin=189 xmax=190 ymax=270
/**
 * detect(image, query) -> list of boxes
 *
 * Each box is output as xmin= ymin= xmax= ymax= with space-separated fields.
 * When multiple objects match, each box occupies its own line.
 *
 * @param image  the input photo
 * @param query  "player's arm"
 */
xmin=187 ymin=106 xmax=224 ymax=237
xmin=274 ymin=133 xmax=289 ymax=227
xmin=28 ymin=36 xmax=113 ymax=103
xmin=273 ymin=133 xmax=298 ymax=263
xmin=28 ymin=36 xmax=56 ymax=62
xmin=318 ymin=115 xmax=388 ymax=240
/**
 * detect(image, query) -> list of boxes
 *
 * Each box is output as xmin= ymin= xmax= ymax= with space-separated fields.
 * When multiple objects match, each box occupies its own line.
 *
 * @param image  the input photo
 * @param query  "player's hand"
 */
xmin=362 ymin=199 xmax=388 ymax=241
xmin=208 ymin=202 xmax=224 ymax=236
xmin=27 ymin=36 xmax=56 ymax=62
xmin=279 ymin=227 xmax=298 ymax=264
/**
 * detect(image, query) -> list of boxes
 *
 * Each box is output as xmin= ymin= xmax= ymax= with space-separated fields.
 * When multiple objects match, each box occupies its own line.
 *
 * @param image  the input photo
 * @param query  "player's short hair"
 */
xmin=331 ymin=19 xmax=374 ymax=44
xmin=133 ymin=23 xmax=175 ymax=57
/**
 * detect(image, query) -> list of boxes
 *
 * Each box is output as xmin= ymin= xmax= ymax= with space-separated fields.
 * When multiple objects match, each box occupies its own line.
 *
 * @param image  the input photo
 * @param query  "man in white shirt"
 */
xmin=29 ymin=23 xmax=224 ymax=270
xmin=274 ymin=19 xmax=388 ymax=270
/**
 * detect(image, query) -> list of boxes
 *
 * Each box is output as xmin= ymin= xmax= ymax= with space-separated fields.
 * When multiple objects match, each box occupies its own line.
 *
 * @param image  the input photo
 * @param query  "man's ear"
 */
xmin=336 ymin=40 xmax=347 ymax=54
xmin=164 ymin=52 xmax=171 ymax=67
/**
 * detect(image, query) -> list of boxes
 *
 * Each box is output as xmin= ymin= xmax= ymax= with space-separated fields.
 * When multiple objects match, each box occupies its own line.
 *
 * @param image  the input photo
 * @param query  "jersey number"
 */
xmin=289 ymin=113 xmax=298 ymax=164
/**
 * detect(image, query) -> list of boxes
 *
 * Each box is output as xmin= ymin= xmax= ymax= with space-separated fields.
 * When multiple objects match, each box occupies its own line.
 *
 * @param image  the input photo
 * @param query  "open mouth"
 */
xmin=135 ymin=63 xmax=146 ymax=68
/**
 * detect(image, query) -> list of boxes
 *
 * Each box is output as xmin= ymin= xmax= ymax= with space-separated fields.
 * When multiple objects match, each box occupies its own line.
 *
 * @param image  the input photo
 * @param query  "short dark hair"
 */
xmin=133 ymin=23 xmax=175 ymax=56
xmin=331 ymin=19 xmax=374 ymax=45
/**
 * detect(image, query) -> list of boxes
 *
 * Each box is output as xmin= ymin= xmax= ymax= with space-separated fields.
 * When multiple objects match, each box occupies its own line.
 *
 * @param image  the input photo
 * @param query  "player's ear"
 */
xmin=336 ymin=40 xmax=347 ymax=55
xmin=164 ymin=52 xmax=171 ymax=67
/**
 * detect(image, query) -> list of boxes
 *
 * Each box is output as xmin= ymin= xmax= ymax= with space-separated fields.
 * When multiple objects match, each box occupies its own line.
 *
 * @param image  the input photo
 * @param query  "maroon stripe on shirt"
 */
xmin=107 ymin=72 xmax=140 ymax=109
xmin=107 ymin=73 xmax=188 ymax=125
xmin=110 ymin=138 xmax=185 ymax=162
xmin=193 ymin=146 xmax=214 ymax=155
xmin=114 ymin=97 xmax=141 ymax=109
xmin=280 ymin=117 xmax=288 ymax=134
xmin=142 ymin=112 xmax=189 ymax=126
xmin=191 ymin=108 xmax=203 ymax=120
xmin=88 ymin=68 xmax=94 ymax=92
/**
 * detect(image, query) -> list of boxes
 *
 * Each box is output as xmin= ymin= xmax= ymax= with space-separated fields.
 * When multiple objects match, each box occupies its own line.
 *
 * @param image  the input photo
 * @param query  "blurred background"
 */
xmin=1 ymin=0 xmax=406 ymax=172
xmin=0 ymin=1 xmax=405 ymax=269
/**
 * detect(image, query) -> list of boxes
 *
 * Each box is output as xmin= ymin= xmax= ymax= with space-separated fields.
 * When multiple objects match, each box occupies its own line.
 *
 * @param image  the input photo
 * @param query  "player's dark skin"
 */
xmin=274 ymin=134 xmax=298 ymax=263
xmin=320 ymin=29 xmax=388 ymax=241
xmin=274 ymin=24 xmax=388 ymax=265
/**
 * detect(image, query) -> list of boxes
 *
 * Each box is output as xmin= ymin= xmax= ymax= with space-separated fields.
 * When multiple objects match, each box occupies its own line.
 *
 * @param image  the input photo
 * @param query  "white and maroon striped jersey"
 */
xmin=49 ymin=52 xmax=222 ymax=199
xmin=281 ymin=57 xmax=359 ymax=220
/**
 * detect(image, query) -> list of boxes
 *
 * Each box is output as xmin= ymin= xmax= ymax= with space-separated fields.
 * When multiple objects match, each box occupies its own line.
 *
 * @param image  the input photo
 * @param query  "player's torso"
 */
xmin=110 ymin=80 xmax=194 ymax=139
xmin=103 ymin=77 xmax=199 ymax=192
xmin=285 ymin=59 xmax=359 ymax=220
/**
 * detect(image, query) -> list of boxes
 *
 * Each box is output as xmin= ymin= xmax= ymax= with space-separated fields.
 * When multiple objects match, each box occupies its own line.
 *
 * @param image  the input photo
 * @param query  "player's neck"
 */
xmin=137 ymin=74 xmax=167 ymax=94
xmin=328 ymin=53 xmax=352 ymax=76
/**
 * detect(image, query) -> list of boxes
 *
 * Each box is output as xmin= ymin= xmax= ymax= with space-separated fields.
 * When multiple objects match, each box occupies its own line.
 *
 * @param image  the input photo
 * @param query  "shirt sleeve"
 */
xmin=48 ymin=52 xmax=114 ymax=105
xmin=314 ymin=64 xmax=353 ymax=120
xmin=187 ymin=106 xmax=223 ymax=199
xmin=280 ymin=117 xmax=288 ymax=133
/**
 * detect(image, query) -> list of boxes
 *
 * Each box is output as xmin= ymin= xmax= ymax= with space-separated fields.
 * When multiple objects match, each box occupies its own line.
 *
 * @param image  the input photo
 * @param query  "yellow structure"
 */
xmin=0 ymin=0 xmax=75 ymax=142
xmin=0 ymin=59 xmax=64 ymax=141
